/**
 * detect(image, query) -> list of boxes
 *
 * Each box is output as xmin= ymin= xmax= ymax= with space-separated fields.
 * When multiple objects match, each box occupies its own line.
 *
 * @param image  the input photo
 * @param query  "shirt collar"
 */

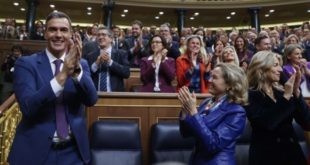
xmin=100 ymin=46 xmax=112 ymax=54
xmin=45 ymin=49 xmax=66 ymax=63
xmin=147 ymin=55 xmax=168 ymax=61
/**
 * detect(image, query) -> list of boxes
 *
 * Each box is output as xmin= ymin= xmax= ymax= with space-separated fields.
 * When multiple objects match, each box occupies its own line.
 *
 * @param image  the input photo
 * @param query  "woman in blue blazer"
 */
xmin=178 ymin=63 xmax=248 ymax=165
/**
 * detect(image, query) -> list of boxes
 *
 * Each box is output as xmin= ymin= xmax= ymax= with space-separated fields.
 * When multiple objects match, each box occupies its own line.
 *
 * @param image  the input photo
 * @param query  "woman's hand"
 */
xmin=300 ymin=58 xmax=310 ymax=77
xmin=177 ymin=86 xmax=197 ymax=116
xmin=161 ymin=49 xmax=168 ymax=61
xmin=293 ymin=65 xmax=301 ymax=97
xmin=284 ymin=73 xmax=296 ymax=100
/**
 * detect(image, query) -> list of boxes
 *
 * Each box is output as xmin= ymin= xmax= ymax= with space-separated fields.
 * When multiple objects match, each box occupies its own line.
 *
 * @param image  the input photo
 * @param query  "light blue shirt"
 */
xmin=91 ymin=46 xmax=113 ymax=92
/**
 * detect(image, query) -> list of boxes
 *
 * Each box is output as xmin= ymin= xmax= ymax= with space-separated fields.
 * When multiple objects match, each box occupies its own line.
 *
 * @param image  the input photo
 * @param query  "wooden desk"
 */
xmin=86 ymin=92 xmax=211 ymax=165
xmin=124 ymin=68 xmax=142 ymax=92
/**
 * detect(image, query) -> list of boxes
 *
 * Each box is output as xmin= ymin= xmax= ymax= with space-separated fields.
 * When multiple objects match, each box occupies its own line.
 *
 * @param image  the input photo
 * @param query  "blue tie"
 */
xmin=53 ymin=59 xmax=69 ymax=139
xmin=99 ymin=71 xmax=107 ymax=91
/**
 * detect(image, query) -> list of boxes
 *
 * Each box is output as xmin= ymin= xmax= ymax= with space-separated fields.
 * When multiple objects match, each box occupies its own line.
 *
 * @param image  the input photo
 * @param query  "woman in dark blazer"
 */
xmin=178 ymin=63 xmax=248 ymax=165
xmin=245 ymin=51 xmax=310 ymax=165
xmin=139 ymin=35 xmax=176 ymax=92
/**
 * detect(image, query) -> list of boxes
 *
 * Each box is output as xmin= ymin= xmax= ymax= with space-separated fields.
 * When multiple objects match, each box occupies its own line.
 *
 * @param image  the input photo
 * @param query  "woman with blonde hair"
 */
xmin=283 ymin=44 xmax=310 ymax=96
xmin=176 ymin=35 xmax=211 ymax=93
xmin=220 ymin=46 xmax=239 ymax=66
xmin=284 ymin=34 xmax=300 ymax=46
xmin=245 ymin=51 xmax=310 ymax=165
xmin=178 ymin=63 xmax=248 ymax=164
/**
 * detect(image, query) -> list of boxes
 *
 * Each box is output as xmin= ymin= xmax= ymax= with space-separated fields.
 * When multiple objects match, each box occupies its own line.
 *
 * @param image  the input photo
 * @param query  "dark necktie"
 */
xmin=99 ymin=70 xmax=107 ymax=91
xmin=53 ymin=59 xmax=69 ymax=139
xmin=114 ymin=37 xmax=119 ymax=50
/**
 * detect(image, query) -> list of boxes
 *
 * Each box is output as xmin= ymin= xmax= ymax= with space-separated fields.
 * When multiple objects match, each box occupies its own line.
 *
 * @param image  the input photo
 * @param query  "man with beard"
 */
xmin=123 ymin=20 xmax=149 ymax=67
xmin=159 ymin=23 xmax=181 ymax=60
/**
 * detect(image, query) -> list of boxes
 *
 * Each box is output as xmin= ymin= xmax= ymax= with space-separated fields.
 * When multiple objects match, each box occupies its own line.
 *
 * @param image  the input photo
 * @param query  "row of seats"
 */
xmin=89 ymin=120 xmax=308 ymax=165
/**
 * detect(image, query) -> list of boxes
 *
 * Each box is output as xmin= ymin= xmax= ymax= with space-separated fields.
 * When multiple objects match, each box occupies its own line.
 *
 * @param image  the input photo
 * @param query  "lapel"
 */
xmin=111 ymin=48 xmax=117 ymax=61
xmin=200 ymin=99 xmax=230 ymax=126
xmin=283 ymin=64 xmax=295 ymax=74
xmin=36 ymin=51 xmax=54 ymax=84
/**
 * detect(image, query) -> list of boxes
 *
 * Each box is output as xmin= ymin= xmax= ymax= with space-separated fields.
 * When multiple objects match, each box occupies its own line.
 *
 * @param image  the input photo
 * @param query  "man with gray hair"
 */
xmin=85 ymin=27 xmax=130 ymax=92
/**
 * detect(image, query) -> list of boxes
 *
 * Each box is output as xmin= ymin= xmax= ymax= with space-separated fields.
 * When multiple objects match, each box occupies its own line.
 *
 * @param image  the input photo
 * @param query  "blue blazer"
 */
xmin=179 ymin=98 xmax=246 ymax=165
xmin=9 ymin=50 xmax=98 ymax=165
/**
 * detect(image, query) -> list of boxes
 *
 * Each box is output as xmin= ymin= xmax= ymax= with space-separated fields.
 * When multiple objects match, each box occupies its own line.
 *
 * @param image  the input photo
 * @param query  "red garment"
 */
xmin=176 ymin=54 xmax=210 ymax=93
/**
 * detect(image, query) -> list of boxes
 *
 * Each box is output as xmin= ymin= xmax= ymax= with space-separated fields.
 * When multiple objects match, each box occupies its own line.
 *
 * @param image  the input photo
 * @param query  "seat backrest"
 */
xmin=235 ymin=120 xmax=309 ymax=165
xmin=235 ymin=120 xmax=252 ymax=165
xmin=292 ymin=120 xmax=309 ymax=158
xmin=89 ymin=120 xmax=142 ymax=165
xmin=150 ymin=122 xmax=195 ymax=164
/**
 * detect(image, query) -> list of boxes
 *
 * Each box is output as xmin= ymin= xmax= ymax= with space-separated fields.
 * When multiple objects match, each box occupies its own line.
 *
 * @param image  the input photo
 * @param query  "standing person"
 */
xmin=219 ymin=46 xmax=239 ymax=66
xmin=123 ymin=20 xmax=149 ymax=68
xmin=178 ymin=63 xmax=248 ymax=165
xmin=254 ymin=36 xmax=272 ymax=53
xmin=85 ymin=27 xmax=130 ymax=92
xmin=245 ymin=51 xmax=310 ymax=165
xmin=1 ymin=45 xmax=24 ymax=102
xmin=140 ymin=35 xmax=175 ymax=93
xmin=234 ymin=35 xmax=254 ymax=71
xmin=159 ymin=23 xmax=181 ymax=60
xmin=176 ymin=35 xmax=211 ymax=93
xmin=9 ymin=11 xmax=98 ymax=165
xmin=283 ymin=44 xmax=310 ymax=97
xmin=210 ymin=39 xmax=226 ymax=69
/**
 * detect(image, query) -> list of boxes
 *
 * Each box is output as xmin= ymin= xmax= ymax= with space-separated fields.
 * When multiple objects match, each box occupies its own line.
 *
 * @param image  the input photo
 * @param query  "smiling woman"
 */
xmin=140 ymin=35 xmax=176 ymax=92
xmin=176 ymin=35 xmax=211 ymax=93
xmin=178 ymin=63 xmax=248 ymax=164
xmin=245 ymin=50 xmax=310 ymax=165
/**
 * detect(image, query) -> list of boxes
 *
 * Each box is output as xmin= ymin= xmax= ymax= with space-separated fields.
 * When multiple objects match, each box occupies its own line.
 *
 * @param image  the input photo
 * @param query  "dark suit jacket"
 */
xmin=243 ymin=89 xmax=310 ymax=165
xmin=122 ymin=36 xmax=149 ymax=68
xmin=9 ymin=51 xmax=98 ymax=165
xmin=139 ymin=56 xmax=175 ymax=93
xmin=179 ymin=98 xmax=246 ymax=165
xmin=167 ymin=41 xmax=181 ymax=60
xmin=82 ymin=41 xmax=98 ymax=59
xmin=85 ymin=47 xmax=130 ymax=92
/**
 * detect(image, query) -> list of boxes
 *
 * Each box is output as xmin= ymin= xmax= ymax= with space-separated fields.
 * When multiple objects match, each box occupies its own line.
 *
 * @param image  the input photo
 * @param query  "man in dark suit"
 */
xmin=85 ymin=27 xmax=130 ymax=92
xmin=9 ymin=11 xmax=98 ymax=165
xmin=111 ymin=25 xmax=125 ymax=50
xmin=123 ymin=20 xmax=149 ymax=68
xmin=159 ymin=23 xmax=181 ymax=60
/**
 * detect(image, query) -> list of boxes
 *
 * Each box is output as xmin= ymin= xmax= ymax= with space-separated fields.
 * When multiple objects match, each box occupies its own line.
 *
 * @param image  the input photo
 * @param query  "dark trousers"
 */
xmin=43 ymin=142 xmax=85 ymax=165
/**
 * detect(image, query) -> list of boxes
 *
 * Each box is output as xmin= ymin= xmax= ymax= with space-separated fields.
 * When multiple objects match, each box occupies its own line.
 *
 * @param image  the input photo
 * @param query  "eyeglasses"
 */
xmin=151 ymin=41 xmax=162 ymax=44
xmin=97 ymin=33 xmax=109 ymax=37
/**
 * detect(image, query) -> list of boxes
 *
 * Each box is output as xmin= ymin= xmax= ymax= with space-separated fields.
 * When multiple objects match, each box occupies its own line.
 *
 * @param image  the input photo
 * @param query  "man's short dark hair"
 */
xmin=254 ymin=36 xmax=269 ymax=46
xmin=45 ymin=11 xmax=72 ymax=29
xmin=97 ymin=27 xmax=113 ymax=38
xmin=131 ymin=20 xmax=143 ymax=29
xmin=111 ymin=26 xmax=120 ymax=31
